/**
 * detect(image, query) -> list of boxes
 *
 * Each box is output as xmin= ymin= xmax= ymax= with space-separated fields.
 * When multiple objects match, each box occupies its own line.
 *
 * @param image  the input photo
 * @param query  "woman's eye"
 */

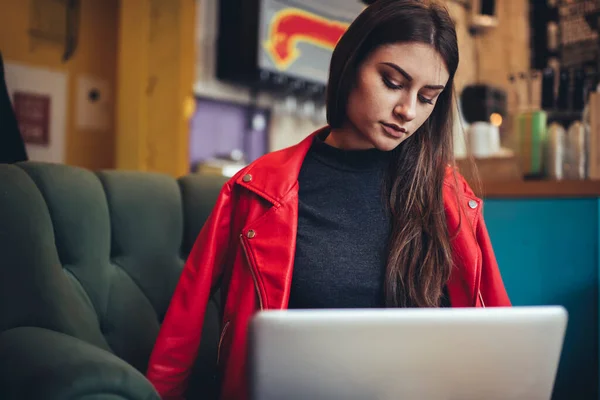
xmin=382 ymin=75 xmax=434 ymax=105
xmin=418 ymin=95 xmax=434 ymax=105
xmin=382 ymin=76 xmax=402 ymax=90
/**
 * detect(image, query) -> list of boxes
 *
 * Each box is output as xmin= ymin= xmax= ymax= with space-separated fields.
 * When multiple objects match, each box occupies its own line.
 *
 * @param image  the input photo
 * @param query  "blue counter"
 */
xmin=484 ymin=197 xmax=599 ymax=399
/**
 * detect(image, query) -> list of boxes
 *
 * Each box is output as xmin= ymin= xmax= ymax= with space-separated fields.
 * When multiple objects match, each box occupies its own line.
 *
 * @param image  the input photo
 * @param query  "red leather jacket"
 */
xmin=146 ymin=128 xmax=511 ymax=400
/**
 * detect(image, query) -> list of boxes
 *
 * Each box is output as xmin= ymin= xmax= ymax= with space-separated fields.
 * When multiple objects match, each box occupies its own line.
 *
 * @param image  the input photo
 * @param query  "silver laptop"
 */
xmin=248 ymin=306 xmax=567 ymax=400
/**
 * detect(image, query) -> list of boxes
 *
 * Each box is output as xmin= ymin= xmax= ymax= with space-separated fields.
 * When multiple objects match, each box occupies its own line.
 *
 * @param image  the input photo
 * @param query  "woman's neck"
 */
xmin=326 ymin=124 xmax=375 ymax=150
xmin=311 ymin=131 xmax=389 ymax=171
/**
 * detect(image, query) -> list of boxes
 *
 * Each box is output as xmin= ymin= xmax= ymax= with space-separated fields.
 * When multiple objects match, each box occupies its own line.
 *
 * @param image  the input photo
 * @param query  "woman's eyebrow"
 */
xmin=379 ymin=62 xmax=445 ymax=90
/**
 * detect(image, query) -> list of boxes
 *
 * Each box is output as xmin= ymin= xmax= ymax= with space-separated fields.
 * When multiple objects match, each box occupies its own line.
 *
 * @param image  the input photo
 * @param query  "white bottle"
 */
xmin=546 ymin=122 xmax=565 ymax=180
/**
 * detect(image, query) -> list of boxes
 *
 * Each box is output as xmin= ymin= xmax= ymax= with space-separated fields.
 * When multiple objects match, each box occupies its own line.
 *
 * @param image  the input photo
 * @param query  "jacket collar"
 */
xmin=234 ymin=126 xmax=480 ymax=210
xmin=235 ymin=127 xmax=325 ymax=205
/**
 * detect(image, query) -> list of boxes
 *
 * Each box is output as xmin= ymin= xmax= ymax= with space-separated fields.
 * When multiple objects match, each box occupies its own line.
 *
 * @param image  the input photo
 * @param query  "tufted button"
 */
xmin=468 ymin=199 xmax=478 ymax=209
xmin=242 ymin=174 xmax=252 ymax=183
xmin=246 ymin=230 xmax=256 ymax=239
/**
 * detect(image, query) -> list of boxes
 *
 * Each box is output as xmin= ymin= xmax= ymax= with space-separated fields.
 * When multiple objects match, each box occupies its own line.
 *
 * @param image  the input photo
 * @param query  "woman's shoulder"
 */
xmin=221 ymin=135 xmax=317 ymax=204
xmin=443 ymin=165 xmax=478 ymax=198
xmin=228 ymin=134 xmax=317 ymax=186
xmin=442 ymin=165 xmax=483 ymax=219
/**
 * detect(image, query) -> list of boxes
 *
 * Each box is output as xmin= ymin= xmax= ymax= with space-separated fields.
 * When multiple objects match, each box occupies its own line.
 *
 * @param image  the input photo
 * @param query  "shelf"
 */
xmin=475 ymin=180 xmax=600 ymax=199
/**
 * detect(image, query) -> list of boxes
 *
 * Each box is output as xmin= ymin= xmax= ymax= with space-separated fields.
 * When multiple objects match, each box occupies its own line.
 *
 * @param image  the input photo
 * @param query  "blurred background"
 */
xmin=0 ymin=0 xmax=532 ymax=177
xmin=1 ymin=0 xmax=600 ymax=399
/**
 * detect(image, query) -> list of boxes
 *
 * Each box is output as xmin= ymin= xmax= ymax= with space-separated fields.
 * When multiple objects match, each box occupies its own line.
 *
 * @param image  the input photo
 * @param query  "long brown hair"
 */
xmin=326 ymin=0 xmax=459 ymax=307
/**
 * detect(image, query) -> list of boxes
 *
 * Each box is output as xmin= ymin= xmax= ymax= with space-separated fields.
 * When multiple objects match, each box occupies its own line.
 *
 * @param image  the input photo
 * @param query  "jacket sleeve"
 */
xmin=476 ymin=208 xmax=512 ymax=307
xmin=146 ymin=181 xmax=234 ymax=399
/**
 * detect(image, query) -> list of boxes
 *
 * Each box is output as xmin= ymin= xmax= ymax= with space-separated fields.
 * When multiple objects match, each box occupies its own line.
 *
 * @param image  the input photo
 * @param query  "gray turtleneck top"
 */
xmin=288 ymin=132 xmax=391 ymax=309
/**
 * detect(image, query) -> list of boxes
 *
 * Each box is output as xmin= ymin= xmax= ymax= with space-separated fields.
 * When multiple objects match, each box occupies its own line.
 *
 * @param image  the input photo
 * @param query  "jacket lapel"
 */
xmin=234 ymin=130 xmax=320 ymax=309
xmin=238 ymin=188 xmax=299 ymax=309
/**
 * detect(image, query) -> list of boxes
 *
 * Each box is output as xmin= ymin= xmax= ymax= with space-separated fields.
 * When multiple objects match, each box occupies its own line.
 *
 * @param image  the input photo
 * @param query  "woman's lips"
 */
xmin=380 ymin=122 xmax=407 ymax=138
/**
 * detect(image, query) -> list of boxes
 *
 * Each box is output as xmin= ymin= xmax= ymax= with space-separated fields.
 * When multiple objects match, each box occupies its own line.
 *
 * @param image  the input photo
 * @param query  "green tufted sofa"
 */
xmin=0 ymin=161 xmax=228 ymax=399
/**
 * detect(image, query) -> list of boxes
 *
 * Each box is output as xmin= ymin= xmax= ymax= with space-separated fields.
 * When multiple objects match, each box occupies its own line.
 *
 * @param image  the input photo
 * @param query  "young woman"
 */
xmin=147 ymin=0 xmax=511 ymax=399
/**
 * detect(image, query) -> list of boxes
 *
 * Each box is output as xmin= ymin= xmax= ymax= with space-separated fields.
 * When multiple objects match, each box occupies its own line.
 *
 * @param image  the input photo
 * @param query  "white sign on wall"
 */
xmin=4 ymin=61 xmax=68 ymax=164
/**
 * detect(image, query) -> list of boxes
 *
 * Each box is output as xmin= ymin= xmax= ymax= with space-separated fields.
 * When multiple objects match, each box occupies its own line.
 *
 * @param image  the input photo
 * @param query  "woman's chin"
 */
xmin=371 ymin=134 xmax=407 ymax=152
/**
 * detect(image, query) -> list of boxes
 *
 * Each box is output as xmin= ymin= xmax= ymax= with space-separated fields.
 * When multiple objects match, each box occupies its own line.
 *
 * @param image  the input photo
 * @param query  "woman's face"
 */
xmin=328 ymin=42 xmax=450 ymax=151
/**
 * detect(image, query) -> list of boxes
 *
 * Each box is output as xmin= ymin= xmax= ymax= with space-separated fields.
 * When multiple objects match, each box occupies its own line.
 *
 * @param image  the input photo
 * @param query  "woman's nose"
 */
xmin=393 ymin=95 xmax=417 ymax=122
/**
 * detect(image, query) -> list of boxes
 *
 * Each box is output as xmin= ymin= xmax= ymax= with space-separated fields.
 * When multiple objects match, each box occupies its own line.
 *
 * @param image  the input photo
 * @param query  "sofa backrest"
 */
xmin=0 ymin=162 xmax=227 ymax=396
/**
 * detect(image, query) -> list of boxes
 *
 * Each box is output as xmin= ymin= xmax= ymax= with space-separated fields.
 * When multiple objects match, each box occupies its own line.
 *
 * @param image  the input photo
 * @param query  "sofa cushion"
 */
xmin=179 ymin=173 xmax=230 ymax=257
xmin=0 ymin=162 xmax=228 ymax=388
xmin=0 ymin=327 xmax=159 ymax=400
xmin=0 ymin=164 xmax=110 ymax=351
xmin=14 ymin=163 xmax=180 ymax=373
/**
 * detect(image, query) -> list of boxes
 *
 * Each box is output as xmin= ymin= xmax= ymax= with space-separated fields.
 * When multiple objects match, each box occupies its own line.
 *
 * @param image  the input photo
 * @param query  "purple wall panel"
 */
xmin=189 ymin=97 xmax=269 ymax=170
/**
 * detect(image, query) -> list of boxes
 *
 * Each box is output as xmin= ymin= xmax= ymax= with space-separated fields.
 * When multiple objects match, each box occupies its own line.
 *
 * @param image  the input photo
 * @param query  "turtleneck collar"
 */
xmin=309 ymin=129 xmax=391 ymax=172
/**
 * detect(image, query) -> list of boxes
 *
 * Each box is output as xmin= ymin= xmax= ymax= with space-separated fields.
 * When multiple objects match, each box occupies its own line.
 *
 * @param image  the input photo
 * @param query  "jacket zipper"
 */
xmin=478 ymin=290 xmax=486 ymax=308
xmin=216 ymin=320 xmax=230 ymax=366
xmin=240 ymin=234 xmax=264 ymax=310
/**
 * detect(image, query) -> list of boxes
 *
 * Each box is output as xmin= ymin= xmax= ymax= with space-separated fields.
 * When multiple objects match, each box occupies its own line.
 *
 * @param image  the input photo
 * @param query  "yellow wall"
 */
xmin=115 ymin=0 xmax=196 ymax=177
xmin=0 ymin=0 xmax=119 ymax=169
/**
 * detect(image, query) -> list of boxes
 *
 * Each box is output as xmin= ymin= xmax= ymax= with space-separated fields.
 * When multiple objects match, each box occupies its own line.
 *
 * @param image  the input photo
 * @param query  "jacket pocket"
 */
xmin=217 ymin=320 xmax=231 ymax=366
